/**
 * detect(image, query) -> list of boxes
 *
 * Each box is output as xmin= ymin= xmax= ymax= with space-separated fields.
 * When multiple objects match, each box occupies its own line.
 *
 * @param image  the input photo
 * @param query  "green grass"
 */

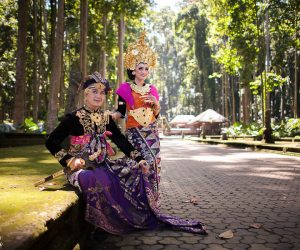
xmin=0 ymin=145 xmax=78 ymax=245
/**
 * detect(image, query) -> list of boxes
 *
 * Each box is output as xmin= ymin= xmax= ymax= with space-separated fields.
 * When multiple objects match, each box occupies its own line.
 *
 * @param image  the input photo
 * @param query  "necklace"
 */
xmin=130 ymin=82 xmax=150 ymax=95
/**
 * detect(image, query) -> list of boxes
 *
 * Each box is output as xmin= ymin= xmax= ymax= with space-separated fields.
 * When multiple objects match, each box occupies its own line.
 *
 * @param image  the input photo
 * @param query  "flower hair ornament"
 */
xmin=124 ymin=32 xmax=157 ymax=70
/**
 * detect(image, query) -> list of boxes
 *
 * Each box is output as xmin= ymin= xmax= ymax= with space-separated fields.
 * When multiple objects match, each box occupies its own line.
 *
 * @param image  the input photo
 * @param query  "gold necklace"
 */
xmin=130 ymin=82 xmax=150 ymax=95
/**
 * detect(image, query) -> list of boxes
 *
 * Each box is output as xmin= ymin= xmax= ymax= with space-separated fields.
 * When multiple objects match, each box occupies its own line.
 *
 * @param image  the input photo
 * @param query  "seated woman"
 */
xmin=46 ymin=72 xmax=207 ymax=235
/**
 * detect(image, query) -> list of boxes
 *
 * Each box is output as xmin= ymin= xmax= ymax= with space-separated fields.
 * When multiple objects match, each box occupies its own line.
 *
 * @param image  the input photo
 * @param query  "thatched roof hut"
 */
xmin=188 ymin=109 xmax=228 ymax=125
xmin=169 ymin=115 xmax=195 ymax=128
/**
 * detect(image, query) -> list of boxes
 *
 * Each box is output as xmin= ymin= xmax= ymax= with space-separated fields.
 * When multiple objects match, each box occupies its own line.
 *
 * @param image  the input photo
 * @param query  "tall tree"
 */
xmin=46 ymin=0 xmax=64 ymax=133
xmin=78 ymin=0 xmax=88 ymax=107
xmin=116 ymin=13 xmax=125 ymax=106
xmin=12 ymin=0 xmax=28 ymax=128
xmin=262 ymin=0 xmax=273 ymax=142
xmin=32 ymin=0 xmax=40 ymax=123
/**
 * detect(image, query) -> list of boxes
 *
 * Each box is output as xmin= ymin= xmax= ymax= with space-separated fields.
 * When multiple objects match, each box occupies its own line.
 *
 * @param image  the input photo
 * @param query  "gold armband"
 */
xmin=67 ymin=157 xmax=75 ymax=167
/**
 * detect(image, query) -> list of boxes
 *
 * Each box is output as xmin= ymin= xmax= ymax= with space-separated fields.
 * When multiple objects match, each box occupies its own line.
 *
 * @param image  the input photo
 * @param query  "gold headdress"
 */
xmin=124 ymin=32 xmax=157 ymax=70
xmin=80 ymin=71 xmax=111 ymax=94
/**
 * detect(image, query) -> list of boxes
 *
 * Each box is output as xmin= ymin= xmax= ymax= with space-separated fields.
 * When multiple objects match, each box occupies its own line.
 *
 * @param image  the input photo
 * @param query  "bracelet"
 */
xmin=67 ymin=157 xmax=75 ymax=167
xmin=138 ymin=159 xmax=148 ymax=166
xmin=153 ymin=104 xmax=161 ymax=113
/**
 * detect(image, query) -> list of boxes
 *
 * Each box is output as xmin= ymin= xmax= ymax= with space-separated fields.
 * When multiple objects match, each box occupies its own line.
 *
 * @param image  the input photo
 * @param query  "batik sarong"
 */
xmin=126 ymin=122 xmax=161 ymax=195
xmin=66 ymin=132 xmax=206 ymax=235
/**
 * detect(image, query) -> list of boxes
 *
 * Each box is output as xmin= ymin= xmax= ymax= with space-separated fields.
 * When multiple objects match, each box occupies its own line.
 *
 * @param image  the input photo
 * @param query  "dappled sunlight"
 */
xmin=247 ymin=172 xmax=296 ymax=180
xmin=37 ymin=159 xmax=57 ymax=164
xmin=0 ymin=157 xmax=30 ymax=163
xmin=209 ymin=164 xmax=242 ymax=169
xmin=191 ymin=155 xmax=248 ymax=163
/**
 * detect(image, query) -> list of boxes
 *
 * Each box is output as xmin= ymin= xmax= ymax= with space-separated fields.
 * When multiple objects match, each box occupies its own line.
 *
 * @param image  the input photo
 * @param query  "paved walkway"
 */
xmin=84 ymin=138 xmax=300 ymax=250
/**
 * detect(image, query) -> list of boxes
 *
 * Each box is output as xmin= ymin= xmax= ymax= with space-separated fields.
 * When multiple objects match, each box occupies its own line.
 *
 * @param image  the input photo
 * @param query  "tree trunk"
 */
xmin=49 ymin=0 xmax=57 ymax=69
xmin=224 ymin=72 xmax=229 ymax=120
xmin=13 ymin=0 xmax=28 ymax=128
xmin=242 ymin=84 xmax=251 ymax=124
xmin=116 ymin=14 xmax=125 ymax=108
xmin=294 ymin=42 xmax=298 ymax=118
xmin=99 ymin=14 xmax=107 ymax=78
xmin=263 ymin=0 xmax=273 ymax=143
xmin=46 ymin=0 xmax=64 ymax=133
xmin=33 ymin=0 xmax=40 ymax=123
xmin=78 ymin=0 xmax=88 ymax=107
xmin=231 ymin=75 xmax=236 ymax=123
xmin=59 ymin=48 xmax=65 ymax=108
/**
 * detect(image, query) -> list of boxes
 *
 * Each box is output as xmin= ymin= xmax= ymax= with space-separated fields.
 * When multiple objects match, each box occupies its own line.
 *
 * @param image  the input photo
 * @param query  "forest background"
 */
xmin=0 ymin=0 xmax=299 ymax=142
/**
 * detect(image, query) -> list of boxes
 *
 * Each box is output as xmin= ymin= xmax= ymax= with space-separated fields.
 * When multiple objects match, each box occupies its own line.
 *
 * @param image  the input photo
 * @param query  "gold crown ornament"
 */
xmin=81 ymin=71 xmax=111 ymax=94
xmin=124 ymin=32 xmax=157 ymax=70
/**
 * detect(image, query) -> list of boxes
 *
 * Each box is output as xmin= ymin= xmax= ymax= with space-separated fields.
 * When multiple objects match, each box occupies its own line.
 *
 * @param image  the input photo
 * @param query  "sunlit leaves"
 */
xmin=249 ymin=71 xmax=289 ymax=94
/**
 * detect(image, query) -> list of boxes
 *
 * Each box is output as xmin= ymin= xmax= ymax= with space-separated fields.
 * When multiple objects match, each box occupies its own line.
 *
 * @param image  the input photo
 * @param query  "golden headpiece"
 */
xmin=80 ymin=71 xmax=111 ymax=94
xmin=124 ymin=32 xmax=157 ymax=70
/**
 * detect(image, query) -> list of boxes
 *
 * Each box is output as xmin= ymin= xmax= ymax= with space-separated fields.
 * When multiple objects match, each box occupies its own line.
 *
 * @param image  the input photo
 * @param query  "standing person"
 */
xmin=45 ymin=72 xmax=206 ymax=235
xmin=112 ymin=32 xmax=161 ymax=198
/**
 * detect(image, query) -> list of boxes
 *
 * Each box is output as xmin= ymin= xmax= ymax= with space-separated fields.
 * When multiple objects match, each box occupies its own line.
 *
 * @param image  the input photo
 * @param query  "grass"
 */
xmin=0 ymin=145 xmax=78 ymax=245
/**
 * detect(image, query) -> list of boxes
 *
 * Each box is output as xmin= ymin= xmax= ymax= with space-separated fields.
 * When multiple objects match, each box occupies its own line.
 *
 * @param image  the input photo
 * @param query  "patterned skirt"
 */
xmin=67 ymin=156 xmax=206 ymax=235
xmin=126 ymin=123 xmax=161 ymax=195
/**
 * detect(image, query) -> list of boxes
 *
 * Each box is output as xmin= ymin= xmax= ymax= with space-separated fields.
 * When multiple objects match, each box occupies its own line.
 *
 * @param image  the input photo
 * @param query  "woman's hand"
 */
xmin=140 ymin=94 xmax=158 ymax=107
xmin=110 ymin=111 xmax=122 ymax=121
xmin=138 ymin=160 xmax=150 ymax=174
xmin=67 ymin=157 xmax=85 ymax=171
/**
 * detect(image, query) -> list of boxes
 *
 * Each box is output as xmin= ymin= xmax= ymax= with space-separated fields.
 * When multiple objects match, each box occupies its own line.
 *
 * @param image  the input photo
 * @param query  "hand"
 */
xmin=138 ymin=160 xmax=150 ymax=174
xmin=140 ymin=94 xmax=158 ymax=106
xmin=110 ymin=111 xmax=121 ymax=121
xmin=68 ymin=157 xmax=85 ymax=171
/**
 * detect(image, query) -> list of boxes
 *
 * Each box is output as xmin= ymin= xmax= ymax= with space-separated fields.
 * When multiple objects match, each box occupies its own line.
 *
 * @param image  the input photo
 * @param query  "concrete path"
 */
xmin=84 ymin=138 xmax=300 ymax=250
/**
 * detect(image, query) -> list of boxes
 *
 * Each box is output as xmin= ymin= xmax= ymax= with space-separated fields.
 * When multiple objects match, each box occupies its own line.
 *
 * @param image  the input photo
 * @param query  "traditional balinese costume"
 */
xmin=116 ymin=33 xmax=161 ymax=197
xmin=46 ymin=72 xmax=206 ymax=235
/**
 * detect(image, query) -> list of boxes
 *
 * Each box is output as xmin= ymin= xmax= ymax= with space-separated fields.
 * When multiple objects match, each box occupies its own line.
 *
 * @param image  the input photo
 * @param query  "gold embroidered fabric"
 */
xmin=124 ymin=32 xmax=157 ymax=70
xmin=129 ymin=107 xmax=153 ymax=127
xmin=55 ymin=148 xmax=68 ymax=161
xmin=130 ymin=83 xmax=150 ymax=96
xmin=130 ymin=150 xmax=141 ymax=160
xmin=76 ymin=108 xmax=109 ymax=134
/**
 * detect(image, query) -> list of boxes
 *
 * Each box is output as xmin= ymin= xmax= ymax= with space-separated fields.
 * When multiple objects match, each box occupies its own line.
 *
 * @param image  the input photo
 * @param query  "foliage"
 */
xmin=249 ymin=71 xmax=289 ymax=95
xmin=222 ymin=121 xmax=264 ymax=137
xmin=0 ymin=121 xmax=16 ymax=133
xmin=284 ymin=118 xmax=300 ymax=137
xmin=0 ymin=0 xmax=299 ymax=128
xmin=24 ymin=118 xmax=44 ymax=133
xmin=223 ymin=118 xmax=300 ymax=138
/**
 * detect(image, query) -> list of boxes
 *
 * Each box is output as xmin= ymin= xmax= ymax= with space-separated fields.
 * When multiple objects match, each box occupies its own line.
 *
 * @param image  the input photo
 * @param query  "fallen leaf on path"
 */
xmin=183 ymin=196 xmax=198 ymax=205
xmin=250 ymin=223 xmax=262 ymax=229
xmin=219 ymin=230 xmax=234 ymax=239
xmin=38 ymin=186 xmax=46 ymax=191
xmin=190 ymin=197 xmax=198 ymax=205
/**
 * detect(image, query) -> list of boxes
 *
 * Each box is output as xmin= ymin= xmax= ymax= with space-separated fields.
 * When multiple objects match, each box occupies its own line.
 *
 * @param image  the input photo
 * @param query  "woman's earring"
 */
xmin=132 ymin=72 xmax=135 ymax=75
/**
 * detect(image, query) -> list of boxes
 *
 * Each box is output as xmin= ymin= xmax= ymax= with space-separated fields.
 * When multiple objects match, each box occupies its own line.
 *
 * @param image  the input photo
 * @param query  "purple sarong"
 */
xmin=76 ymin=158 xmax=206 ymax=235
xmin=67 ymin=132 xmax=206 ymax=235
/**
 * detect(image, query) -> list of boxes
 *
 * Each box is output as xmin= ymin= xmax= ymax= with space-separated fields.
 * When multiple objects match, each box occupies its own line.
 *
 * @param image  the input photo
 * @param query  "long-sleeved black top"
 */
xmin=46 ymin=107 xmax=143 ymax=167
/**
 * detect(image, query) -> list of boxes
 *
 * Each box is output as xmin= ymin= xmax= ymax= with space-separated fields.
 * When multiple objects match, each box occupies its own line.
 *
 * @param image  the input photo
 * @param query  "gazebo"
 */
xmin=188 ymin=109 xmax=228 ymax=135
xmin=169 ymin=115 xmax=195 ymax=128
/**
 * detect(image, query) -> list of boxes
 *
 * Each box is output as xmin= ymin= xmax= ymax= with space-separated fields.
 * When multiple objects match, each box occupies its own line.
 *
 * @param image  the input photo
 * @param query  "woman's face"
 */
xmin=84 ymin=84 xmax=106 ymax=110
xmin=133 ymin=63 xmax=149 ymax=82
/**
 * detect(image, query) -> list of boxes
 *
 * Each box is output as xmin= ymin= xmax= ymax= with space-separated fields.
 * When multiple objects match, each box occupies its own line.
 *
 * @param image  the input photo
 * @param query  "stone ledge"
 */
xmin=0 ymin=133 xmax=47 ymax=148
xmin=188 ymin=137 xmax=300 ymax=154
xmin=1 ymin=190 xmax=91 ymax=250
